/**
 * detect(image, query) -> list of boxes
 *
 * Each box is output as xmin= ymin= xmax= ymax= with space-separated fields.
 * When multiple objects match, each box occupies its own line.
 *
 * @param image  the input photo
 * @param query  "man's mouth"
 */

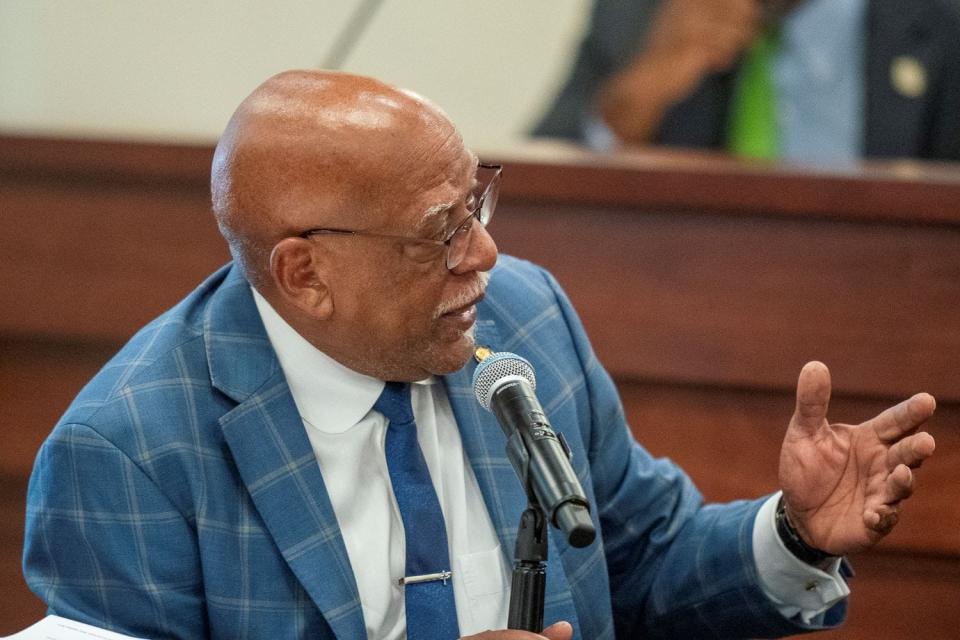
xmin=435 ymin=273 xmax=490 ymax=330
xmin=442 ymin=291 xmax=484 ymax=316
xmin=436 ymin=290 xmax=485 ymax=332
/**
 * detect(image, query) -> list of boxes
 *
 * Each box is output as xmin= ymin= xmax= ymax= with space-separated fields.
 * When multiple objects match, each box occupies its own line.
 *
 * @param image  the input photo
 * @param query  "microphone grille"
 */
xmin=471 ymin=352 xmax=536 ymax=411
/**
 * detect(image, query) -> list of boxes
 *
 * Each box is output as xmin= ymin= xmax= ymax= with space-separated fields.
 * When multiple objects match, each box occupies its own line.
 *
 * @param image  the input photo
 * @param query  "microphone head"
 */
xmin=472 ymin=352 xmax=536 ymax=411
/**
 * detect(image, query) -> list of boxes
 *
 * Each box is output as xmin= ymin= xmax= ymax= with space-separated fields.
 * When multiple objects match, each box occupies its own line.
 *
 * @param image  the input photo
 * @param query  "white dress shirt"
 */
xmin=251 ymin=287 xmax=847 ymax=634
xmin=252 ymin=289 xmax=510 ymax=638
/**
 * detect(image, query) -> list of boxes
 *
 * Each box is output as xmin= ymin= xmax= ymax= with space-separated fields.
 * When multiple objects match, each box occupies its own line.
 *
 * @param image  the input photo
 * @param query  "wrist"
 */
xmin=775 ymin=496 xmax=836 ymax=566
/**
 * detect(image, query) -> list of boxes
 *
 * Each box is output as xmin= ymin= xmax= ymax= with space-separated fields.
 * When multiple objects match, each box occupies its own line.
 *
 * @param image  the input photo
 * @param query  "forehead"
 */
xmin=399 ymin=144 xmax=478 ymax=231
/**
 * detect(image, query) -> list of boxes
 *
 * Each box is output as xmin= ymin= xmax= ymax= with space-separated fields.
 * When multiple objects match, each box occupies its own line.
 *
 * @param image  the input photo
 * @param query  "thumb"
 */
xmin=541 ymin=621 xmax=573 ymax=640
xmin=792 ymin=361 xmax=832 ymax=435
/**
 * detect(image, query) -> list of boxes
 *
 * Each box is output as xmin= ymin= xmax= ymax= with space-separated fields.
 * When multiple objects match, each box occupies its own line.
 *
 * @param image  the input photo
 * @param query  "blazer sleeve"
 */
xmin=24 ymin=423 xmax=207 ymax=640
xmin=539 ymin=268 xmax=846 ymax=638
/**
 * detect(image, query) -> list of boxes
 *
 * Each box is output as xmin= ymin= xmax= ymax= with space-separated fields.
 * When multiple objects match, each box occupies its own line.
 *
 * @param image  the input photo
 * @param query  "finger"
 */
xmin=884 ymin=463 xmax=915 ymax=504
xmin=461 ymin=629 xmax=553 ymax=639
xmin=886 ymin=431 xmax=936 ymax=470
xmin=864 ymin=503 xmax=900 ymax=535
xmin=869 ymin=393 xmax=936 ymax=443
xmin=791 ymin=361 xmax=832 ymax=435
xmin=541 ymin=621 xmax=574 ymax=640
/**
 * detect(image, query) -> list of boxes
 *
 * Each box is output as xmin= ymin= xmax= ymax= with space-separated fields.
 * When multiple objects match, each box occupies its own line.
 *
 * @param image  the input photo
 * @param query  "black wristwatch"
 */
xmin=775 ymin=497 xmax=835 ymax=565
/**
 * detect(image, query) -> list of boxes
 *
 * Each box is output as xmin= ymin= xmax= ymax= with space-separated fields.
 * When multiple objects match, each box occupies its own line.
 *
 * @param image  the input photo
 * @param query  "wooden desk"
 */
xmin=2 ymin=135 xmax=958 ymax=638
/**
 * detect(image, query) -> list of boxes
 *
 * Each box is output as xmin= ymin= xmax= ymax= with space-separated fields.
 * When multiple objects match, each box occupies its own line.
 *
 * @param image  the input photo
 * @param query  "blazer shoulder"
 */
xmin=481 ymin=255 xmax=594 ymax=366
xmin=59 ymin=265 xmax=234 ymax=429
xmin=485 ymin=256 xmax=559 ymax=311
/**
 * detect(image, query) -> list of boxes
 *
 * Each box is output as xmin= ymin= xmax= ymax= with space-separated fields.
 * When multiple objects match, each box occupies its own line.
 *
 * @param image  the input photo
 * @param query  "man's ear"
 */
xmin=270 ymin=238 xmax=334 ymax=319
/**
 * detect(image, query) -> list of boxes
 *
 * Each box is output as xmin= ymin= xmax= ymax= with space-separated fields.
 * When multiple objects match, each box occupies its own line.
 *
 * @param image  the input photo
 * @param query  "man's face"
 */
xmin=318 ymin=131 xmax=498 ymax=381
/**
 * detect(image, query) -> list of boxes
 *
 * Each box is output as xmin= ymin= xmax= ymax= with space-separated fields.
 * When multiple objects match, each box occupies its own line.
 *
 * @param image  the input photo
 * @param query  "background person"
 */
xmin=533 ymin=0 xmax=960 ymax=163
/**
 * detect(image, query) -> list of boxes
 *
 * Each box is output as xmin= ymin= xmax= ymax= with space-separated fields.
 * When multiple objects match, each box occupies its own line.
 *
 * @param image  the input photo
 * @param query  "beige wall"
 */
xmin=0 ymin=0 xmax=589 ymax=148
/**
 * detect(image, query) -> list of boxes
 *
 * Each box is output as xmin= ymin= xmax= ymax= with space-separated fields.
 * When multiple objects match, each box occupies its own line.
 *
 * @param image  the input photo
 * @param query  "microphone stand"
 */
xmin=473 ymin=350 xmax=596 ymax=631
xmin=508 ymin=499 xmax=548 ymax=631
xmin=502 ymin=422 xmax=548 ymax=632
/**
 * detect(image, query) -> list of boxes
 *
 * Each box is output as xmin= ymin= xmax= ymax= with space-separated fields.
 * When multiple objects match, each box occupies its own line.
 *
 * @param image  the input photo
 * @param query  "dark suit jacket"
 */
xmin=533 ymin=0 xmax=960 ymax=161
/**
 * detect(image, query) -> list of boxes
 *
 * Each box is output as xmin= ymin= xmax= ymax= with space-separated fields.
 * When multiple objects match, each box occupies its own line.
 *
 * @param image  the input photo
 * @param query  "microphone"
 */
xmin=472 ymin=352 xmax=596 ymax=548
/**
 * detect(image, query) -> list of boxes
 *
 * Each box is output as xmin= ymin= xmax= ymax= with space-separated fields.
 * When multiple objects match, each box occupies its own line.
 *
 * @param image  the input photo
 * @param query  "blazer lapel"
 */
xmin=445 ymin=316 xmax=581 ymax=633
xmin=444 ymin=318 xmax=525 ymax=551
xmin=205 ymin=267 xmax=366 ymax=639
xmin=864 ymin=0 xmax=933 ymax=157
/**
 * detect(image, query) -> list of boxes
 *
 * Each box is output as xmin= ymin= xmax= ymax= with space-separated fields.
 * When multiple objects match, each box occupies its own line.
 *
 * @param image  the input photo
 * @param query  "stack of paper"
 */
xmin=2 ymin=616 xmax=146 ymax=640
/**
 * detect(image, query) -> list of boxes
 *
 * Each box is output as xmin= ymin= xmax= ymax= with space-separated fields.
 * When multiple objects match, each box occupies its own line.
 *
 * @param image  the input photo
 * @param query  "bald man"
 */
xmin=25 ymin=70 xmax=936 ymax=639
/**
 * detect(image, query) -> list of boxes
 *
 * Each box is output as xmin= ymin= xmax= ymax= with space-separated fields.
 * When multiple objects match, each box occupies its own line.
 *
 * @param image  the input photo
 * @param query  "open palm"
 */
xmin=778 ymin=362 xmax=937 ymax=555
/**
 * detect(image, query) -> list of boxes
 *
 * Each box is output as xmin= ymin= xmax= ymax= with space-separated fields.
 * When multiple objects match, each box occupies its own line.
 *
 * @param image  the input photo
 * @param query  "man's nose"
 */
xmin=451 ymin=219 xmax=498 ymax=275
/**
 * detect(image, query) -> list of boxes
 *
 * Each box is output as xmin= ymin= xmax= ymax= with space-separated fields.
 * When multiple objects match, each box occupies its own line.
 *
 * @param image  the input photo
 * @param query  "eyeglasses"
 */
xmin=299 ymin=163 xmax=502 ymax=270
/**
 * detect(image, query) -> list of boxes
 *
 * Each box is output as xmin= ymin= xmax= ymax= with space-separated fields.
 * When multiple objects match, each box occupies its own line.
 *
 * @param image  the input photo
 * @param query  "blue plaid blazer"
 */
xmin=24 ymin=256 xmax=843 ymax=639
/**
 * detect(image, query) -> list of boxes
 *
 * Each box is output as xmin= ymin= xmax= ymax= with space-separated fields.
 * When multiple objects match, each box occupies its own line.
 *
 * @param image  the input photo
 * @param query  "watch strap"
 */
xmin=775 ymin=496 xmax=836 ymax=565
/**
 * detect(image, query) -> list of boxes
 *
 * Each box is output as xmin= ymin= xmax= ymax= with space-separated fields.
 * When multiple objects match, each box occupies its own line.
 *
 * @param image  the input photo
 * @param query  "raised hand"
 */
xmin=778 ymin=362 xmax=937 ymax=555
xmin=599 ymin=0 xmax=761 ymax=143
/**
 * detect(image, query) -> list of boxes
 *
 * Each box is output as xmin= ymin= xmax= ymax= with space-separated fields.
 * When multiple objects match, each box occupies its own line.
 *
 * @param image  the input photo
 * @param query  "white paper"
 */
xmin=2 ymin=616 xmax=147 ymax=640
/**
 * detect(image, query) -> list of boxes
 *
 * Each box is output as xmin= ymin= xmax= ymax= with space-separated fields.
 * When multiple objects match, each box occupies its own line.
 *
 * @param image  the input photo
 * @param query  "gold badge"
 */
xmin=890 ymin=56 xmax=927 ymax=99
xmin=473 ymin=346 xmax=494 ymax=363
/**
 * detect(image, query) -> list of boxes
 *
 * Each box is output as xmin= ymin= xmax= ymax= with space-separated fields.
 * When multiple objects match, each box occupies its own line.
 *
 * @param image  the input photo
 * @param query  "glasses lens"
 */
xmin=480 ymin=173 xmax=500 ymax=226
xmin=446 ymin=164 xmax=501 ymax=269
xmin=445 ymin=216 xmax=475 ymax=270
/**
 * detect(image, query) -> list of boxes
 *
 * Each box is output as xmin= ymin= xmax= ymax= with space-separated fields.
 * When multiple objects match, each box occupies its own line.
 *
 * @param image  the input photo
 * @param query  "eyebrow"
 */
xmin=415 ymin=155 xmax=481 ymax=233
xmin=416 ymin=201 xmax=455 ymax=234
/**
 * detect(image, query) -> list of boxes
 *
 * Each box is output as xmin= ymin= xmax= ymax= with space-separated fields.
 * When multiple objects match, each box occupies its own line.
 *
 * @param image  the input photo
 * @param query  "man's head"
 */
xmin=211 ymin=70 xmax=498 ymax=381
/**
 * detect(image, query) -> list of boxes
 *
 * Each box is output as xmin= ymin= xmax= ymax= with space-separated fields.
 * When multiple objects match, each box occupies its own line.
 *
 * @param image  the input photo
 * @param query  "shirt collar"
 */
xmin=251 ymin=287 xmax=435 ymax=434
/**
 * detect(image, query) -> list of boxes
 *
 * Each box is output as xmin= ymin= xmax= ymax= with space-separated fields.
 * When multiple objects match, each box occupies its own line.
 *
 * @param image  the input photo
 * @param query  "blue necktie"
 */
xmin=375 ymin=382 xmax=460 ymax=639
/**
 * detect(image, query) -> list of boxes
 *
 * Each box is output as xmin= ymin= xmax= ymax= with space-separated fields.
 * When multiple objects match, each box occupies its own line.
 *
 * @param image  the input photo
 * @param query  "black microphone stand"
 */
xmin=503 ymin=425 xmax=548 ymax=632
xmin=508 ymin=499 xmax=548 ymax=631
xmin=474 ymin=350 xmax=597 ymax=630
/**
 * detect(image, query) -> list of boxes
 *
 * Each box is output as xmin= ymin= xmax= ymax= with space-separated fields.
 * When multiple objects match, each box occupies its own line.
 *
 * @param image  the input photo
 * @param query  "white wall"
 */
xmin=0 ymin=0 xmax=590 ymax=149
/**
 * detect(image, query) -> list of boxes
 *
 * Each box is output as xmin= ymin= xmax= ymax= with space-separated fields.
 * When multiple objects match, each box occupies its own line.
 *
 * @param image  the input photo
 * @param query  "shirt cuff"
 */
xmin=753 ymin=492 xmax=850 ymax=624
